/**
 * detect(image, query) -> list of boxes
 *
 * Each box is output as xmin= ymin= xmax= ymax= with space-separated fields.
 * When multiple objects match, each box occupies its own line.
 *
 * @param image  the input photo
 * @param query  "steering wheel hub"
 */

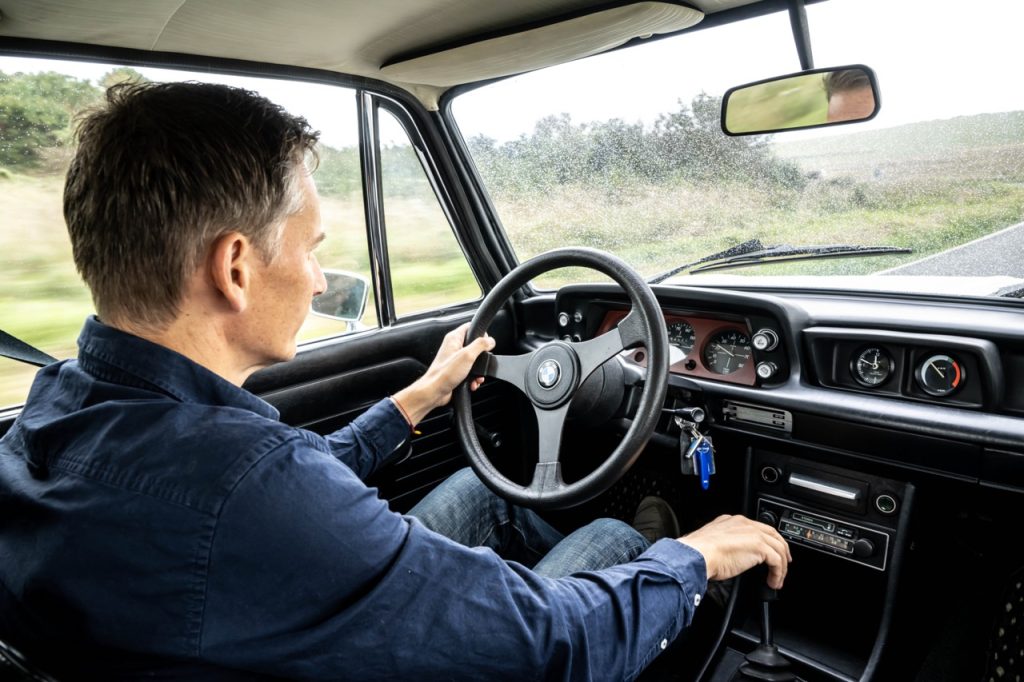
xmin=527 ymin=343 xmax=578 ymax=407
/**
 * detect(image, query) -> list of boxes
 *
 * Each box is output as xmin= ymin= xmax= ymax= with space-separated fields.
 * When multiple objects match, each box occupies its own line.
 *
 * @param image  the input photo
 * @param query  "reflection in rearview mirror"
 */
xmin=722 ymin=65 xmax=879 ymax=136
xmin=311 ymin=269 xmax=369 ymax=324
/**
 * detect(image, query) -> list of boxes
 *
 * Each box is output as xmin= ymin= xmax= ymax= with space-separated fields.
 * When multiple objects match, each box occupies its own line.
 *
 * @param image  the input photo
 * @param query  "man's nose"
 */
xmin=312 ymin=256 xmax=328 ymax=297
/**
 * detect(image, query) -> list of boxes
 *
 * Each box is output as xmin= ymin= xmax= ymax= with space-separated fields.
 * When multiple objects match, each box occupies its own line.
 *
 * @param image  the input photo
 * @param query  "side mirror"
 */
xmin=311 ymin=269 xmax=369 ymax=323
xmin=722 ymin=65 xmax=880 ymax=136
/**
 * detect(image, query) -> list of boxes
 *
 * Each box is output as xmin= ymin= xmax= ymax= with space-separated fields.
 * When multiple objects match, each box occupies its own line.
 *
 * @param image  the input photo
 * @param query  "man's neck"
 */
xmin=109 ymin=315 xmax=260 ymax=387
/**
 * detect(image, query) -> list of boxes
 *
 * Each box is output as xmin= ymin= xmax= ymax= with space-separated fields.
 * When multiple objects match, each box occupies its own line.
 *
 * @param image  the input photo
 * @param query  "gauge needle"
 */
xmin=715 ymin=343 xmax=735 ymax=357
xmin=929 ymin=361 xmax=945 ymax=378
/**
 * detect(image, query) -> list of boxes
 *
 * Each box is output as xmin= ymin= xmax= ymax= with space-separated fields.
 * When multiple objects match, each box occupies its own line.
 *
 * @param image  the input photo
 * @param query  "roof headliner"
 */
xmin=0 ymin=0 xmax=766 ymax=106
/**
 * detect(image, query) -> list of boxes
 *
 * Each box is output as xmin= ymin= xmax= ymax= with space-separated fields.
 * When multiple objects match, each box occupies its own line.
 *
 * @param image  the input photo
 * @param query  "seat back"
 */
xmin=0 ymin=638 xmax=60 ymax=682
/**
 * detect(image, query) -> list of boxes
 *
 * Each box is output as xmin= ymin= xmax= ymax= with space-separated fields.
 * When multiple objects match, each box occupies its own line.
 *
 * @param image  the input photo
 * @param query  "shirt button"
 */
xmin=660 ymin=639 xmax=668 ymax=650
xmin=694 ymin=594 xmax=702 ymax=607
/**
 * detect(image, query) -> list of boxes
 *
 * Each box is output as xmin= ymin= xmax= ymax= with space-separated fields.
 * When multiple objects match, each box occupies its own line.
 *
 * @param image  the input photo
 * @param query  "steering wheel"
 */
xmin=453 ymin=248 xmax=668 ymax=510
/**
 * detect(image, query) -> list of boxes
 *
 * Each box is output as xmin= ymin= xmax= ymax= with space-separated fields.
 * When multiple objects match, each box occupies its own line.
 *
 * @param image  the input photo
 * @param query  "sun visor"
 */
xmin=380 ymin=2 xmax=704 ymax=88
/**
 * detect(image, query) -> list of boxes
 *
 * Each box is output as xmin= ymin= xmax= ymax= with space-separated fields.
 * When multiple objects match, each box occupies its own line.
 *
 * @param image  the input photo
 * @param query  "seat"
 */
xmin=0 ymin=638 xmax=60 ymax=682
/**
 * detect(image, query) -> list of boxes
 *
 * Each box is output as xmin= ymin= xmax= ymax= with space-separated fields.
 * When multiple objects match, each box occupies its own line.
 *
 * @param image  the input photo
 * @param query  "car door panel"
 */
xmin=244 ymin=309 xmax=519 ymax=511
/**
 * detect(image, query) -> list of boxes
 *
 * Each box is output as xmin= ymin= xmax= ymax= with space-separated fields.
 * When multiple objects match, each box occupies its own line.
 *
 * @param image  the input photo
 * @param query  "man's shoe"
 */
xmin=632 ymin=496 xmax=681 ymax=544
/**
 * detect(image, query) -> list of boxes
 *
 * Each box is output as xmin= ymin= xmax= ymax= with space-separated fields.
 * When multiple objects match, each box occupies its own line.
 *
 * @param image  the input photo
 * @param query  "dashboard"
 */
xmin=542 ymin=283 xmax=1024 ymax=682
xmin=548 ymin=283 xmax=1024 ymax=486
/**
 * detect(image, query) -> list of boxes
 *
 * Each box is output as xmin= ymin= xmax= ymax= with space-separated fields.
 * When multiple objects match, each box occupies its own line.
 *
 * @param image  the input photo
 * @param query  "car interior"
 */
xmin=1 ymin=0 xmax=1023 ymax=680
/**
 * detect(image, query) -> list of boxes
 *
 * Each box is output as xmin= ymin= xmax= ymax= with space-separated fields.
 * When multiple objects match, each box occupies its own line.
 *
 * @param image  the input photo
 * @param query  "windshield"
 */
xmin=451 ymin=0 xmax=1024 ymax=298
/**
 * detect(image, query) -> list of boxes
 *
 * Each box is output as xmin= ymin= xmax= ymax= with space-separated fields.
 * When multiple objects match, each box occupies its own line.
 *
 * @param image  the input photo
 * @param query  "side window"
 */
xmin=0 ymin=58 xmax=374 ymax=408
xmin=378 ymin=108 xmax=481 ymax=317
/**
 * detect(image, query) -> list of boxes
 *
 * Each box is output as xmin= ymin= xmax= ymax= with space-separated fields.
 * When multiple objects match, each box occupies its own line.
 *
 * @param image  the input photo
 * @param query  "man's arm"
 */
xmin=200 ymin=439 xmax=706 ymax=681
xmin=322 ymin=323 xmax=494 ymax=478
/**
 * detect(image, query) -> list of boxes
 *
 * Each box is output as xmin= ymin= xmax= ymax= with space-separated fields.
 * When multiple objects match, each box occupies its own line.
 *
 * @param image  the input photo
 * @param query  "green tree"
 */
xmin=99 ymin=67 xmax=149 ymax=89
xmin=0 ymin=70 xmax=101 ymax=170
xmin=469 ymin=93 xmax=806 ymax=196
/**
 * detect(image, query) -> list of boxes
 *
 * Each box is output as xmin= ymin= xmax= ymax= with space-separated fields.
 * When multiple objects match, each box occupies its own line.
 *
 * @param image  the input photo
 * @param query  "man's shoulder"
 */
xmin=10 ymin=393 xmax=317 ymax=516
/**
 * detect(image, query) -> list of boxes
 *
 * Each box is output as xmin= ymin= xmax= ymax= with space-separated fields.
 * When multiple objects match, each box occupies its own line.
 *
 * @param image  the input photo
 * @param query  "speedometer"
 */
xmin=702 ymin=330 xmax=752 ymax=375
xmin=667 ymin=320 xmax=696 ymax=357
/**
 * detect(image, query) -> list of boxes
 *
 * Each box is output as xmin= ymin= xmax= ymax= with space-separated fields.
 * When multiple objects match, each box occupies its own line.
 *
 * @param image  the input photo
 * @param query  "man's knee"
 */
xmin=577 ymin=518 xmax=650 ymax=560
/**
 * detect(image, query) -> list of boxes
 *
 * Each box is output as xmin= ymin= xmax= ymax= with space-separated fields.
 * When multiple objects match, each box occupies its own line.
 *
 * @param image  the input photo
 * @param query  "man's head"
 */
xmin=65 ymin=81 xmax=322 ymax=329
xmin=823 ymin=69 xmax=876 ymax=123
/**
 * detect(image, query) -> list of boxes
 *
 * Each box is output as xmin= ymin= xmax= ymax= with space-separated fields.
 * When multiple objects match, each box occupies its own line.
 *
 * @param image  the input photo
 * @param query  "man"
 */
xmin=824 ymin=68 xmax=877 ymax=123
xmin=0 ymin=82 xmax=790 ymax=680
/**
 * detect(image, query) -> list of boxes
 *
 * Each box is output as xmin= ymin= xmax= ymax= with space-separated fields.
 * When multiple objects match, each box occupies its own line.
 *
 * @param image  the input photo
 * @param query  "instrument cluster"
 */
xmin=596 ymin=310 xmax=784 ymax=386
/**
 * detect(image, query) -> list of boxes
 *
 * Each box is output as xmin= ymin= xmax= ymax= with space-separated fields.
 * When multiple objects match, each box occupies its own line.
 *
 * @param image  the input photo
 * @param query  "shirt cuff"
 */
xmin=354 ymin=398 xmax=412 ymax=458
xmin=639 ymin=538 xmax=709 ymax=608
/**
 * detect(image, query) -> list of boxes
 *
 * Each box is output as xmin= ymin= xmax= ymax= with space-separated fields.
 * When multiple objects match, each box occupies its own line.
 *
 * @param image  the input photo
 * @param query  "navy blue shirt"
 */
xmin=0 ymin=317 xmax=708 ymax=680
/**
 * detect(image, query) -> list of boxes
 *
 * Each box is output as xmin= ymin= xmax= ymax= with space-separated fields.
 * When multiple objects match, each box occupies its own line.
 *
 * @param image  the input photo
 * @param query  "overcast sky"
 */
xmin=2 ymin=0 xmax=1022 ymax=148
xmin=453 ymin=0 xmax=1024 ymax=142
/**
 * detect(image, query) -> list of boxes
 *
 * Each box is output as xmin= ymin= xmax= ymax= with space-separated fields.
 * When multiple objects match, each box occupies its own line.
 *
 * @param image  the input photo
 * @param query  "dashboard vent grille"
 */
xmin=722 ymin=401 xmax=792 ymax=432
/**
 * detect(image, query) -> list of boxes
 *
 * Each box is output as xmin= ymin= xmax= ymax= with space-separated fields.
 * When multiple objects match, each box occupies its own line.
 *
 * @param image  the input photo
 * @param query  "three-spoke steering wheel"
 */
xmin=453 ymin=248 xmax=668 ymax=509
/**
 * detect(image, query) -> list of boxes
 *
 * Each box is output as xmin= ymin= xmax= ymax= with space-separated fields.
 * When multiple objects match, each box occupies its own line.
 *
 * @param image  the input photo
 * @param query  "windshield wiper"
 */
xmin=647 ymin=239 xmax=913 ymax=283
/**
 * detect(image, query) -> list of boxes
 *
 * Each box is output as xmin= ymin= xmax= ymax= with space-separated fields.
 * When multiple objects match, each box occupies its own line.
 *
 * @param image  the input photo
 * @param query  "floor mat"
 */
xmin=986 ymin=566 xmax=1024 ymax=682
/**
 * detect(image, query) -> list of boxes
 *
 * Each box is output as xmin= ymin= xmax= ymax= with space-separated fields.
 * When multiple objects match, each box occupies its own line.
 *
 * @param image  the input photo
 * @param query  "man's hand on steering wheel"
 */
xmin=393 ymin=323 xmax=495 ymax=427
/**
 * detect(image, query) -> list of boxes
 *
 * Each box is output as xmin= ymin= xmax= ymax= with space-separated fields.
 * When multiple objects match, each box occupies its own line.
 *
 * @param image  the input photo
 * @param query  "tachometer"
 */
xmin=702 ymin=330 xmax=752 ymax=375
xmin=915 ymin=353 xmax=965 ymax=397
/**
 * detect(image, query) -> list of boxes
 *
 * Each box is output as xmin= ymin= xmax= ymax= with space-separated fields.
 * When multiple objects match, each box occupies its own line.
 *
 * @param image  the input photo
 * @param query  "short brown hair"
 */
xmin=823 ymin=69 xmax=871 ymax=101
xmin=64 ymin=81 xmax=320 ymax=328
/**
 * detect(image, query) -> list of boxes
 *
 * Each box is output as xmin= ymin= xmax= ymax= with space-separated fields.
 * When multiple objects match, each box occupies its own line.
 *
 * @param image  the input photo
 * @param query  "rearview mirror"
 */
xmin=311 ymin=269 xmax=369 ymax=323
xmin=722 ymin=65 xmax=879 ymax=136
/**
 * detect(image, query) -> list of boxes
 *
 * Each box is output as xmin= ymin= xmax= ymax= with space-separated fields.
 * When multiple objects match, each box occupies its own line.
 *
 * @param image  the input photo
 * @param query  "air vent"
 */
xmin=722 ymin=400 xmax=792 ymax=432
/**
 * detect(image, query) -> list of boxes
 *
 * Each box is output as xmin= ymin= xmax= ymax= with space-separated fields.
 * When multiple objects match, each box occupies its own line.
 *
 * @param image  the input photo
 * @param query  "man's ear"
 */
xmin=208 ymin=232 xmax=253 ymax=314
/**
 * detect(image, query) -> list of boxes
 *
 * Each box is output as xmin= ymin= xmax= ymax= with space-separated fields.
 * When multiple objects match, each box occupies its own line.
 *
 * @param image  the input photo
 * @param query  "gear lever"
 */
xmin=736 ymin=568 xmax=797 ymax=681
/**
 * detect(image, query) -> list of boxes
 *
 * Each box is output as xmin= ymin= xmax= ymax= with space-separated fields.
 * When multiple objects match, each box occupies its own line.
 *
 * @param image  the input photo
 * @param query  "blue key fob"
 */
xmin=695 ymin=439 xmax=713 ymax=490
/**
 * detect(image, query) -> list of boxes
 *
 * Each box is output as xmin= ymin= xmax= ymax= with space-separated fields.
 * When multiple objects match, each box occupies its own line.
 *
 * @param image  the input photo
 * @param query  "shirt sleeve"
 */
xmin=199 ymin=438 xmax=708 ymax=681
xmin=317 ymin=398 xmax=410 ymax=479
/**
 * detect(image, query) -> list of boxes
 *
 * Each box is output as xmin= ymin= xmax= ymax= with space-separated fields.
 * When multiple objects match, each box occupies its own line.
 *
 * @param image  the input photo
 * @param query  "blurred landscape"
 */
xmin=474 ymin=105 xmax=1024 ymax=287
xmin=2 ymin=68 xmax=1022 ymax=407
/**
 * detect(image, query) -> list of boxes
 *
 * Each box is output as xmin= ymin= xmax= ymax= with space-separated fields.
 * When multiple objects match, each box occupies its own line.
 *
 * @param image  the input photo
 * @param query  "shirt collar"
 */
xmin=76 ymin=316 xmax=279 ymax=420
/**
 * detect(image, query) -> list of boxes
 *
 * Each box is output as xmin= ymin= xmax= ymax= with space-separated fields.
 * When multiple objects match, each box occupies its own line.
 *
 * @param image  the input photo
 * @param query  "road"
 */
xmin=881 ymin=220 xmax=1024 ymax=278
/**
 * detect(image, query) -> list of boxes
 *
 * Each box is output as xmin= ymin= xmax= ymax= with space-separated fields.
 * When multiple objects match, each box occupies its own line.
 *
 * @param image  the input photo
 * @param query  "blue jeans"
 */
xmin=408 ymin=467 xmax=650 ymax=578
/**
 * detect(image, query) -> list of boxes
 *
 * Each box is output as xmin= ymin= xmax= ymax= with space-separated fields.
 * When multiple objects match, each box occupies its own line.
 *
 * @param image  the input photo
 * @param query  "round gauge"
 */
xmin=851 ymin=347 xmax=893 ymax=387
xmin=667 ymin=321 xmax=696 ymax=357
xmin=915 ymin=354 xmax=965 ymax=397
xmin=702 ymin=330 xmax=752 ymax=375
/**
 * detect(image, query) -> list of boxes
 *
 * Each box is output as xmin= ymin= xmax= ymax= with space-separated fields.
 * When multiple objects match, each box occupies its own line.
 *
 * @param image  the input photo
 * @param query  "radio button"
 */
xmin=836 ymin=527 xmax=855 ymax=539
xmin=875 ymin=494 xmax=898 ymax=515
xmin=853 ymin=538 xmax=876 ymax=558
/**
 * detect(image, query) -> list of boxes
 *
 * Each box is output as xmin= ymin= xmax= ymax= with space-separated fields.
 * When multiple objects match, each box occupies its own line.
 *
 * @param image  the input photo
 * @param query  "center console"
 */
xmin=702 ymin=449 xmax=914 ymax=682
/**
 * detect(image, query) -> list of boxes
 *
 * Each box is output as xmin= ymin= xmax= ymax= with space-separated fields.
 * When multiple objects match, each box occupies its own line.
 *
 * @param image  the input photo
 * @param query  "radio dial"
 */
xmin=853 ymin=538 xmax=875 ymax=558
xmin=757 ymin=511 xmax=779 ymax=527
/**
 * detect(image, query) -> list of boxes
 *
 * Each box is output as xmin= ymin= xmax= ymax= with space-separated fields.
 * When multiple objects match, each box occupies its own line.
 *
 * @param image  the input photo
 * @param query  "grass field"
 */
xmin=3 ymin=111 xmax=1023 ymax=407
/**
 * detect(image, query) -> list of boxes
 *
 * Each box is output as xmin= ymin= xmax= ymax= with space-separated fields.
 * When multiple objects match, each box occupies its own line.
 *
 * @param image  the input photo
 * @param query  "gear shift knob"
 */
xmin=736 ymin=566 xmax=795 ymax=681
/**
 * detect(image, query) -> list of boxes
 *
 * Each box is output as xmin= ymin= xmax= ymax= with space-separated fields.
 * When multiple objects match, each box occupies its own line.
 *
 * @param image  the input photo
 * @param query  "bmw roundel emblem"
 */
xmin=537 ymin=359 xmax=561 ymax=389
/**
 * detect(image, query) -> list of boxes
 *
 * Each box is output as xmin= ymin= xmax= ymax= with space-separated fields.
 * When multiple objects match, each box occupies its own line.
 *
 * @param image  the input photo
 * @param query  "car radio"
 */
xmin=750 ymin=450 xmax=906 ymax=572
xmin=756 ymin=497 xmax=891 ymax=570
